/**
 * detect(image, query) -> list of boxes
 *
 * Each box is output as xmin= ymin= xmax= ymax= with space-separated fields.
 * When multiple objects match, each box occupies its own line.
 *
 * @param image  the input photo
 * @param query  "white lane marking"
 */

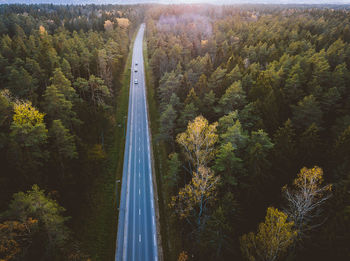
xmin=141 ymin=52 xmax=159 ymax=260
xmin=153 ymin=218 xmax=155 ymax=226
xmin=139 ymin=159 xmax=140 ymax=163
xmin=139 ymin=234 xmax=141 ymax=242
xmin=122 ymin=33 xmax=137 ymax=260
xmin=139 ymin=189 xmax=141 ymax=195
xmin=139 ymin=209 xmax=141 ymax=215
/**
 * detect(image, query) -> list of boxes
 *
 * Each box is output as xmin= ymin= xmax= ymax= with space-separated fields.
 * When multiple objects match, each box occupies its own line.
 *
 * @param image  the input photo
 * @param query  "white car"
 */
xmin=135 ymin=61 xmax=138 ymax=65
xmin=134 ymin=79 xmax=138 ymax=84
xmin=134 ymin=68 xmax=138 ymax=72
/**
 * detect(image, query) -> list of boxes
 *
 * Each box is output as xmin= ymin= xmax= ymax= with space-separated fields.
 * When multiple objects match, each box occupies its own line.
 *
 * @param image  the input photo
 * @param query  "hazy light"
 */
xmin=1 ymin=0 xmax=350 ymax=4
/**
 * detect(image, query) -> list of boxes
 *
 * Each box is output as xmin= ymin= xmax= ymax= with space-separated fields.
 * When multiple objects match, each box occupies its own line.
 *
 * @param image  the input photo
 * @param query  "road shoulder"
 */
xmin=142 ymin=27 xmax=164 ymax=261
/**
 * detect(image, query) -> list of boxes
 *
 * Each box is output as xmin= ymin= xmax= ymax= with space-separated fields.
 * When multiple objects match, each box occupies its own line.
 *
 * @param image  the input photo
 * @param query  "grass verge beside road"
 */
xmin=79 ymin=28 xmax=137 ymax=261
xmin=143 ymin=35 xmax=181 ymax=261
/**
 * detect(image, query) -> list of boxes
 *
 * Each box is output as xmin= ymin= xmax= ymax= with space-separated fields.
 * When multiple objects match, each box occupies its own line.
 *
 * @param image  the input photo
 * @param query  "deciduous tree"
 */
xmin=283 ymin=166 xmax=332 ymax=239
xmin=0 ymin=218 xmax=38 ymax=261
xmin=240 ymin=207 xmax=297 ymax=261
xmin=10 ymin=102 xmax=48 ymax=173
xmin=176 ymin=116 xmax=218 ymax=171
xmin=170 ymin=166 xmax=220 ymax=225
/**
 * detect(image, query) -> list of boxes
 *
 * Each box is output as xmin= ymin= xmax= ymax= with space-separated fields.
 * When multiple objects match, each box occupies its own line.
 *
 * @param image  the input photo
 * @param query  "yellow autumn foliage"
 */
xmin=293 ymin=166 xmax=332 ymax=193
xmin=283 ymin=166 xmax=332 ymax=238
xmin=116 ymin=18 xmax=130 ymax=28
xmin=170 ymin=166 xmax=219 ymax=219
xmin=104 ymin=20 xmax=114 ymax=31
xmin=13 ymin=102 xmax=45 ymax=126
xmin=176 ymin=115 xmax=218 ymax=170
xmin=240 ymin=207 xmax=297 ymax=261
xmin=39 ymin=25 xmax=46 ymax=35
xmin=177 ymin=251 xmax=188 ymax=261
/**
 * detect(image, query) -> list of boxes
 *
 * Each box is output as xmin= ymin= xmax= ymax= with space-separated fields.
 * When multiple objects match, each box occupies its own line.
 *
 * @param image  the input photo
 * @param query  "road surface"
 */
xmin=116 ymin=24 xmax=158 ymax=261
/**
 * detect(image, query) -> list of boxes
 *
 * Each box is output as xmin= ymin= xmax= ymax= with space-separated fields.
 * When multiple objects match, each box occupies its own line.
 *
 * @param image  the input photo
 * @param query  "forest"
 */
xmin=145 ymin=4 xmax=350 ymax=261
xmin=0 ymin=4 xmax=145 ymax=260
xmin=1 ymin=2 xmax=350 ymax=261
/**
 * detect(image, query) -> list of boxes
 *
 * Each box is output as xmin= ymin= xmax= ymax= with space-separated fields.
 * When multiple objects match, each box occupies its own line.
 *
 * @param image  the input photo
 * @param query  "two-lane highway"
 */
xmin=116 ymin=24 xmax=158 ymax=261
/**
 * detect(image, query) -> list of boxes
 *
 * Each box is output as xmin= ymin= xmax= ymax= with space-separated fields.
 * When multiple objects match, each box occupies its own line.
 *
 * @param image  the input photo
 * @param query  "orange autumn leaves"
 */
xmin=0 ymin=218 xmax=38 ymax=261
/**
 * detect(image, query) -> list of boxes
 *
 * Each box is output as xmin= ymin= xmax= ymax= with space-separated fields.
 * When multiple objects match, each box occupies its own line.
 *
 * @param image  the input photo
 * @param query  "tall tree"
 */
xmin=214 ymin=142 xmax=243 ymax=187
xmin=49 ymin=119 xmax=77 ymax=177
xmin=42 ymin=85 xmax=75 ymax=127
xmin=50 ymin=68 xmax=76 ymax=101
xmin=292 ymin=95 xmax=322 ymax=130
xmin=10 ymin=102 xmax=48 ymax=177
xmin=219 ymin=81 xmax=246 ymax=114
xmin=283 ymin=166 xmax=332 ymax=239
xmin=272 ymin=119 xmax=297 ymax=185
xmin=176 ymin=116 xmax=218 ymax=171
xmin=170 ymin=166 xmax=220 ymax=226
xmin=3 ymin=185 xmax=70 ymax=259
xmin=164 ymin=152 xmax=181 ymax=194
xmin=159 ymin=104 xmax=177 ymax=145
xmin=240 ymin=207 xmax=297 ymax=261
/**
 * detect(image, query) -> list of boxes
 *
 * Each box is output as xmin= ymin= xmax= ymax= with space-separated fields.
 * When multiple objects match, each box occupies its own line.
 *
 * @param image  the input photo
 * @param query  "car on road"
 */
xmin=135 ymin=61 xmax=138 ymax=65
xmin=134 ymin=79 xmax=138 ymax=84
xmin=134 ymin=68 xmax=138 ymax=72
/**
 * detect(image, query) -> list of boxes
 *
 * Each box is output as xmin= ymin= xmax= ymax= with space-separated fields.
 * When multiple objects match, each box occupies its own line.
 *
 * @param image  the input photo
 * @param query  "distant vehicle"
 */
xmin=134 ymin=68 xmax=138 ymax=72
xmin=134 ymin=79 xmax=138 ymax=84
xmin=135 ymin=61 xmax=138 ymax=65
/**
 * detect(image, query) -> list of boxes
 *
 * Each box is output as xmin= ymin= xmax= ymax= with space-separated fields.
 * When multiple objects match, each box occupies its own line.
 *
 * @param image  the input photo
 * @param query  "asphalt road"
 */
xmin=116 ymin=24 xmax=158 ymax=261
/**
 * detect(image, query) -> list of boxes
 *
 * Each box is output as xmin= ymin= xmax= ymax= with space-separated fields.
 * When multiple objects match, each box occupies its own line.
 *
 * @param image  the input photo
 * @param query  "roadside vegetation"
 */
xmin=1 ymin=3 xmax=350 ymax=261
xmin=143 ymin=36 xmax=182 ymax=261
xmin=145 ymin=4 xmax=350 ymax=261
xmin=0 ymin=4 xmax=142 ymax=260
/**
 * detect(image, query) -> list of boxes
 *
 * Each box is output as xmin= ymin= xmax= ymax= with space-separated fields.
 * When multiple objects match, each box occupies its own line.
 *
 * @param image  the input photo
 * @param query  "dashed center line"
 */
xmin=118 ymin=26 xmax=158 ymax=260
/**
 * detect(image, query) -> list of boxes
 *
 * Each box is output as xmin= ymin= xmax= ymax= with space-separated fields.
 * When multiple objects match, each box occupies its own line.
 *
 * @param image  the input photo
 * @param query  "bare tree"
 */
xmin=282 ymin=166 xmax=332 ymax=239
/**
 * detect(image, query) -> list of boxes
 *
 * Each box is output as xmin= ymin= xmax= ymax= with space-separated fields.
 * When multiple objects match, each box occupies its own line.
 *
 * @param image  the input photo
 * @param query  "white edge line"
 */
xmin=141 ymin=24 xmax=159 ymax=261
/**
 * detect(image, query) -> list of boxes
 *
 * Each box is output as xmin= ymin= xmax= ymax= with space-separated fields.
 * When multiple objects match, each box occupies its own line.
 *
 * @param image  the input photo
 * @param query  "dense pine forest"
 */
xmin=1 ymin=3 xmax=350 ymax=261
xmin=145 ymin=4 xmax=350 ymax=261
xmin=0 ymin=4 xmax=144 ymax=260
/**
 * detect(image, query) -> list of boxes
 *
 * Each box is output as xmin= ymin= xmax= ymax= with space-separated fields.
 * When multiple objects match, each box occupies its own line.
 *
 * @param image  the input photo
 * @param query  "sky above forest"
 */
xmin=1 ymin=0 xmax=350 ymax=4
